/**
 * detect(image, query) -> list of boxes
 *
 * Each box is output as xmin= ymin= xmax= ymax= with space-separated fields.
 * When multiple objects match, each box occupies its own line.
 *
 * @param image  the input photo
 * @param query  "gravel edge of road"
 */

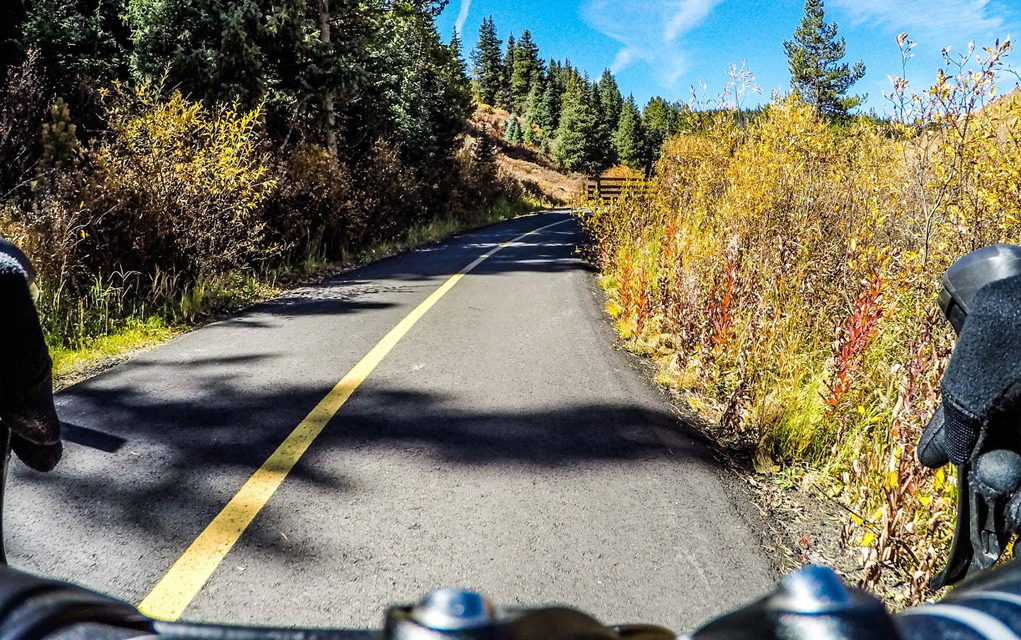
xmin=578 ymin=267 xmax=789 ymax=591
xmin=583 ymin=264 xmax=864 ymax=597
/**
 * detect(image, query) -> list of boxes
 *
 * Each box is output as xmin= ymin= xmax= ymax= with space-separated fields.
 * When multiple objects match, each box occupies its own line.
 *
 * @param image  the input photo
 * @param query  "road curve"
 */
xmin=6 ymin=211 xmax=775 ymax=632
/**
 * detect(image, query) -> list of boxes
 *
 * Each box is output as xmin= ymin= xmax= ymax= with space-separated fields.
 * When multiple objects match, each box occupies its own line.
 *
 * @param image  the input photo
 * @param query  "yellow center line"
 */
xmin=138 ymin=216 xmax=571 ymax=621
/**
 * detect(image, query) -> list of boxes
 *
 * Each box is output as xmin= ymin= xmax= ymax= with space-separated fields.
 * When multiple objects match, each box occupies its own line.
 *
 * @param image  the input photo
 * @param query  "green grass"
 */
xmin=45 ymin=195 xmax=551 ymax=385
xmin=50 ymin=317 xmax=181 ymax=383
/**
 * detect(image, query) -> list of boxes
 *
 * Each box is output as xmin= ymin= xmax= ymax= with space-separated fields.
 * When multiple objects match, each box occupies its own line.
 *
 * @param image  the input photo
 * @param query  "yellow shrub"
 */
xmin=581 ymin=78 xmax=1021 ymax=601
xmin=82 ymin=83 xmax=276 ymax=279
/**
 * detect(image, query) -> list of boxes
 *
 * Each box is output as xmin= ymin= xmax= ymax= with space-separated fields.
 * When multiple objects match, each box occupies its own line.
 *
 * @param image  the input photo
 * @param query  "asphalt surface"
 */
xmin=6 ymin=211 xmax=775 ymax=632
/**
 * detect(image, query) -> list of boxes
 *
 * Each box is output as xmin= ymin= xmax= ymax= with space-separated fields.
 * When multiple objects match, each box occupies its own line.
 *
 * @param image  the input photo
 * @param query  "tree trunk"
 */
xmin=318 ymin=0 xmax=338 ymax=158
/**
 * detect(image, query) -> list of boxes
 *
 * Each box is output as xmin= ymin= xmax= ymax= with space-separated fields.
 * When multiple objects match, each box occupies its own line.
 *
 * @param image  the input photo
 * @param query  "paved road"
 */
xmin=6 ymin=211 xmax=775 ymax=632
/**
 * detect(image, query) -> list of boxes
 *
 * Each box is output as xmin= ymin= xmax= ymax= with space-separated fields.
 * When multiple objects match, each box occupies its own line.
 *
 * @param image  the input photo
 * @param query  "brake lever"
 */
xmin=930 ymin=447 xmax=1021 ymax=590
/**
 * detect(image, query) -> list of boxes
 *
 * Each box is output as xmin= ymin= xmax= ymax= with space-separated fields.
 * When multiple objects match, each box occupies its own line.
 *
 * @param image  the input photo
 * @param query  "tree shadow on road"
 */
xmin=4 ymin=213 xmax=732 ymax=600
xmin=8 ymin=368 xmax=722 ymax=587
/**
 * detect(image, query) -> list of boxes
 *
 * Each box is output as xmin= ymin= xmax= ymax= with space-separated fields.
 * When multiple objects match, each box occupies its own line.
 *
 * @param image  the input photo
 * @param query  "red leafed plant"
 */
xmin=708 ymin=246 xmax=741 ymax=350
xmin=826 ymin=270 xmax=884 ymax=415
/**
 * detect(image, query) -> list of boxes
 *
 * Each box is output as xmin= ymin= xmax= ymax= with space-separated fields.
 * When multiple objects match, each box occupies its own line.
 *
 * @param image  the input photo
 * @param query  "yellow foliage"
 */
xmin=581 ymin=71 xmax=1021 ymax=600
xmin=84 ymin=83 xmax=276 ymax=277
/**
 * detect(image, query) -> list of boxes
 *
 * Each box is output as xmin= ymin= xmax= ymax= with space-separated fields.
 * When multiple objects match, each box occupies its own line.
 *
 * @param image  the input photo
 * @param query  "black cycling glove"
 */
xmin=0 ymin=251 xmax=61 ymax=472
xmin=919 ymin=273 xmax=1021 ymax=469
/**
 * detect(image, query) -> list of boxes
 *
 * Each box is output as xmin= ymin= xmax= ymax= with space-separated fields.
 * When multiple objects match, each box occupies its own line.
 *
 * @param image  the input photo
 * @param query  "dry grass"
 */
xmin=580 ymin=38 xmax=1021 ymax=604
xmin=471 ymin=105 xmax=586 ymax=204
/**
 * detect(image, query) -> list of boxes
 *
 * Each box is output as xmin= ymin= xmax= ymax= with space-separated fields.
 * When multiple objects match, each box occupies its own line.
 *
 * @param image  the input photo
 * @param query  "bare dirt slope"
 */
xmin=470 ymin=104 xmax=586 ymax=205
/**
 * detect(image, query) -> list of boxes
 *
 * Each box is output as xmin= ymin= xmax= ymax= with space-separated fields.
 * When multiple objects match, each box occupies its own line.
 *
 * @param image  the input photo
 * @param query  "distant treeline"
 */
xmin=469 ymin=16 xmax=700 ymax=175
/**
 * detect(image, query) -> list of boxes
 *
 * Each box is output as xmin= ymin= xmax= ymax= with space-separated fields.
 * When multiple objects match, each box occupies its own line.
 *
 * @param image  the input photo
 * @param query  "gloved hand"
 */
xmin=918 ymin=273 xmax=1021 ymax=469
xmin=0 ymin=249 xmax=61 ymax=472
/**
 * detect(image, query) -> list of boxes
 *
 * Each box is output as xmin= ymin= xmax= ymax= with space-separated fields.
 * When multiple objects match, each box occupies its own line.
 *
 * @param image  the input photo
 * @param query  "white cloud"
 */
xmin=454 ymin=0 xmax=472 ymax=35
xmin=582 ymin=0 xmax=724 ymax=87
xmin=830 ymin=0 xmax=1007 ymax=43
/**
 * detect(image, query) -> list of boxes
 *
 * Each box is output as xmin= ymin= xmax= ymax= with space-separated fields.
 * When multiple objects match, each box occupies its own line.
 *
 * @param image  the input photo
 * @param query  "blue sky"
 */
xmin=436 ymin=0 xmax=1020 ymax=114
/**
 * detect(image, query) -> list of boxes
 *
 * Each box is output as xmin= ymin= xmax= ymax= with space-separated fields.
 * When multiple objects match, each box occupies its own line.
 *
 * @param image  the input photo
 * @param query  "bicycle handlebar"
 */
xmin=7 ymin=559 xmax=1021 ymax=640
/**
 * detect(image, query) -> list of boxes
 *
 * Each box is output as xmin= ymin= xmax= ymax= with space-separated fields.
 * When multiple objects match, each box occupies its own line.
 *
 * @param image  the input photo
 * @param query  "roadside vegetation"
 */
xmin=581 ymin=0 xmax=1021 ymax=604
xmin=0 ymin=0 xmax=553 ymax=381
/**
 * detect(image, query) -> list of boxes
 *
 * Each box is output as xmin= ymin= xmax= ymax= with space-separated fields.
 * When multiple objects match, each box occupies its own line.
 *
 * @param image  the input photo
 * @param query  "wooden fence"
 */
xmin=584 ymin=176 xmax=650 ymax=202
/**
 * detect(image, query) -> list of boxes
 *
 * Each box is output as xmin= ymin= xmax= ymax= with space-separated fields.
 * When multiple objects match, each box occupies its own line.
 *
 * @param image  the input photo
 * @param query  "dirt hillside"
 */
xmin=470 ymin=104 xmax=586 ymax=205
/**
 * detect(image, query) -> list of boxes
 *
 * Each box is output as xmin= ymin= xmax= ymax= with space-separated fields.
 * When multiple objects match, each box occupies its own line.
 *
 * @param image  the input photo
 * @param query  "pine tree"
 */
xmin=23 ymin=0 xmax=130 ymax=91
xmin=522 ymin=83 xmax=543 ymax=144
xmin=537 ymin=76 xmax=561 ymax=133
xmin=449 ymin=28 xmax=464 ymax=66
xmin=500 ymin=33 xmax=516 ymax=111
xmin=588 ymin=80 xmax=613 ymax=167
xmin=597 ymin=69 xmax=623 ymax=135
xmin=642 ymin=97 xmax=685 ymax=162
xmin=783 ymin=0 xmax=865 ymax=118
xmin=522 ymin=115 xmax=538 ymax=145
xmin=504 ymin=113 xmax=523 ymax=144
xmin=511 ymin=29 xmax=540 ymax=112
xmin=469 ymin=134 xmax=498 ymax=182
xmin=553 ymin=84 xmax=600 ymax=173
xmin=444 ymin=27 xmax=470 ymax=96
xmin=612 ymin=96 xmax=646 ymax=170
xmin=470 ymin=16 xmax=502 ymax=105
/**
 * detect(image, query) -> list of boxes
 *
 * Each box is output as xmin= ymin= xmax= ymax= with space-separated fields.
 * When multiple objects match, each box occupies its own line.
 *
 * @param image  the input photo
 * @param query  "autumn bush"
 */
xmin=0 ymin=81 xmax=529 ymax=365
xmin=265 ymin=142 xmax=362 ymax=261
xmin=581 ymin=38 xmax=1020 ymax=603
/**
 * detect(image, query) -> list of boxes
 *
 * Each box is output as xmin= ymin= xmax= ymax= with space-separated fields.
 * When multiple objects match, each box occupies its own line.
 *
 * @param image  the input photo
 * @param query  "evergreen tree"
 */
xmin=553 ymin=82 xmax=600 ymax=173
xmin=597 ymin=69 xmax=623 ymax=135
xmin=373 ymin=4 xmax=474 ymax=169
xmin=511 ymin=29 xmax=540 ymax=112
xmin=642 ymin=96 xmax=685 ymax=162
xmin=127 ymin=0 xmax=380 ymax=150
xmin=588 ymin=80 xmax=613 ymax=167
xmin=449 ymin=28 xmax=464 ymax=66
xmin=547 ymin=59 xmax=563 ymax=93
xmin=522 ymin=114 xmax=538 ymax=145
xmin=783 ymin=0 xmax=865 ymax=118
xmin=445 ymin=27 xmax=470 ymax=90
xmin=469 ymin=133 xmax=498 ymax=183
xmin=504 ymin=113 xmax=523 ymax=144
xmin=537 ymin=75 xmax=561 ymax=133
xmin=470 ymin=16 xmax=502 ymax=105
xmin=22 ymin=0 xmax=130 ymax=91
xmin=612 ymin=95 xmax=646 ymax=170
xmin=499 ymin=33 xmax=515 ymax=111
xmin=522 ymin=83 xmax=543 ymax=144
xmin=128 ymin=0 xmax=306 ymax=109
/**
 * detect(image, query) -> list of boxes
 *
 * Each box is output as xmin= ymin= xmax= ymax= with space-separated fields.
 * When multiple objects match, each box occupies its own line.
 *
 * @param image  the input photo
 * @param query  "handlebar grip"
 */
xmin=896 ymin=559 xmax=1021 ymax=640
xmin=0 ymin=565 xmax=151 ymax=640
xmin=0 ymin=563 xmax=378 ymax=640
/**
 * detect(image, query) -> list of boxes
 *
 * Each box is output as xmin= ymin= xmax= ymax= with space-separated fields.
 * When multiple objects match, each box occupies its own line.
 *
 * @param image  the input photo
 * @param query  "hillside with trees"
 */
xmin=469 ymin=16 xmax=690 ymax=176
xmin=0 ymin=0 xmax=568 ymax=377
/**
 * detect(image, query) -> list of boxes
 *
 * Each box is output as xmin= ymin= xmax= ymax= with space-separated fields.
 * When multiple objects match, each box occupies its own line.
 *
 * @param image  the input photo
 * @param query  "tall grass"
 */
xmin=581 ymin=37 xmax=1020 ymax=602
